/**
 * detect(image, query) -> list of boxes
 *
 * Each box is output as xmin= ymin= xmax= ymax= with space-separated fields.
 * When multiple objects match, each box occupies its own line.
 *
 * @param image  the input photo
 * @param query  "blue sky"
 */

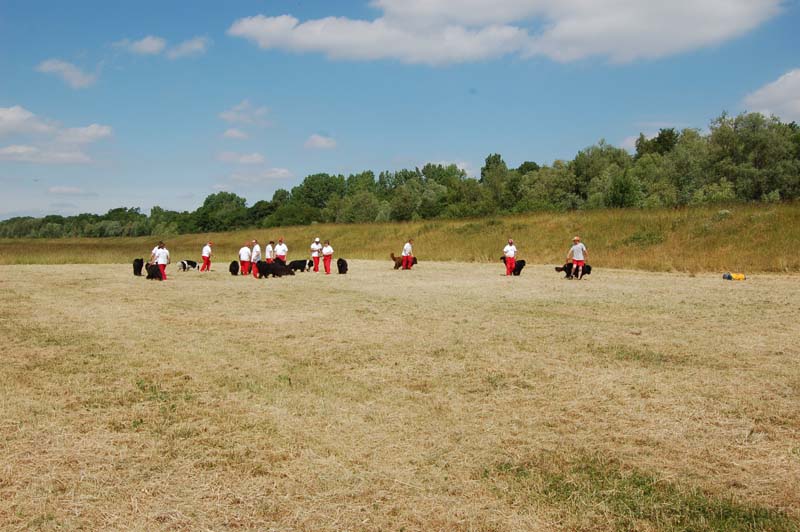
xmin=1 ymin=0 xmax=798 ymax=219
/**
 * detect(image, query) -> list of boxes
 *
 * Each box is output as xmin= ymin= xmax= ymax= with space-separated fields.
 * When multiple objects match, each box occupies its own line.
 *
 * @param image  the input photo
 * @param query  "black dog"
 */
xmin=500 ymin=256 xmax=526 ymax=276
xmin=133 ymin=258 xmax=144 ymax=276
xmin=145 ymin=263 xmax=163 ymax=280
xmin=390 ymin=253 xmax=418 ymax=269
xmin=178 ymin=259 xmax=199 ymax=272
xmin=555 ymin=262 xmax=592 ymax=279
xmin=255 ymin=260 xmax=295 ymax=278
xmin=337 ymin=258 xmax=348 ymax=274
xmin=229 ymin=260 xmax=240 ymax=276
xmin=287 ymin=259 xmax=311 ymax=272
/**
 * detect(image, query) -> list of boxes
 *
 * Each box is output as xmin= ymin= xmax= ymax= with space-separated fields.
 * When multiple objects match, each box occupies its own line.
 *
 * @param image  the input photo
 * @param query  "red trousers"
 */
xmin=505 ymin=257 xmax=515 ymax=276
xmin=277 ymin=255 xmax=286 ymax=263
xmin=402 ymin=255 xmax=413 ymax=270
xmin=252 ymin=260 xmax=260 ymax=278
xmin=323 ymin=255 xmax=332 ymax=274
xmin=200 ymin=256 xmax=211 ymax=272
xmin=240 ymin=260 xmax=250 ymax=275
xmin=313 ymin=256 xmax=320 ymax=272
xmin=158 ymin=264 xmax=167 ymax=280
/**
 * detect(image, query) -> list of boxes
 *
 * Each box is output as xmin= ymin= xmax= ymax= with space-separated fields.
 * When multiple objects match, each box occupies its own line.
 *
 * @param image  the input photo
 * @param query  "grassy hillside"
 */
xmin=1 ymin=203 xmax=798 ymax=272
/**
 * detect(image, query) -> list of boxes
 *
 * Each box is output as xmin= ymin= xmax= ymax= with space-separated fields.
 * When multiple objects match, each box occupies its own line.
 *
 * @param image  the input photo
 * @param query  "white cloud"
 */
xmin=230 ymin=168 xmax=293 ymax=182
xmin=219 ymin=100 xmax=269 ymax=125
xmin=304 ymin=133 xmax=337 ymax=149
xmin=57 ymin=124 xmax=113 ymax=144
xmin=0 ymin=145 xmax=91 ymax=164
xmin=167 ymin=36 xmax=211 ymax=59
xmin=229 ymin=1 xmax=781 ymax=65
xmin=36 ymin=59 xmax=97 ymax=89
xmin=217 ymin=151 xmax=265 ymax=164
xmin=743 ymin=69 xmax=800 ymax=123
xmin=117 ymin=35 xmax=167 ymax=55
xmin=47 ymin=186 xmax=96 ymax=196
xmin=223 ymin=128 xmax=249 ymax=139
xmin=0 ymin=106 xmax=56 ymax=136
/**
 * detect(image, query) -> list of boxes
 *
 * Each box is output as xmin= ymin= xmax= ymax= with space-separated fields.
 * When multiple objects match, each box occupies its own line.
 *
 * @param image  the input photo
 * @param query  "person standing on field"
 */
xmin=149 ymin=240 xmax=164 ymax=265
xmin=200 ymin=241 xmax=213 ymax=272
xmin=275 ymin=237 xmax=288 ymax=263
xmin=322 ymin=240 xmax=334 ymax=275
xmin=401 ymin=238 xmax=414 ymax=270
xmin=251 ymin=239 xmax=262 ymax=278
xmin=154 ymin=242 xmax=170 ymax=280
xmin=238 ymin=241 xmax=252 ymax=276
xmin=567 ymin=236 xmax=588 ymax=280
xmin=265 ymin=240 xmax=275 ymax=264
xmin=503 ymin=238 xmax=517 ymax=276
xmin=310 ymin=237 xmax=322 ymax=272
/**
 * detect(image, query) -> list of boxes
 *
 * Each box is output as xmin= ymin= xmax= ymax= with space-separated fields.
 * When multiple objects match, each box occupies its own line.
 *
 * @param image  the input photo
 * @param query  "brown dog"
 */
xmin=390 ymin=253 xmax=418 ymax=270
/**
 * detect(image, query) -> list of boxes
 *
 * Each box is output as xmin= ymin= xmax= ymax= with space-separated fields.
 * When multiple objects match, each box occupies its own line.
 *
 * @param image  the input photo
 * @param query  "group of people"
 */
xmin=502 ymin=235 xmax=588 ymax=278
xmin=236 ymin=237 xmax=290 ymax=276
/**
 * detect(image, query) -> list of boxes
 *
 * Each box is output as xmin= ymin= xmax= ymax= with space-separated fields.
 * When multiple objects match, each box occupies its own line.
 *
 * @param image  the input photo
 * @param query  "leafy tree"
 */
xmin=635 ymin=128 xmax=679 ymax=159
xmin=517 ymin=161 xmax=540 ymax=175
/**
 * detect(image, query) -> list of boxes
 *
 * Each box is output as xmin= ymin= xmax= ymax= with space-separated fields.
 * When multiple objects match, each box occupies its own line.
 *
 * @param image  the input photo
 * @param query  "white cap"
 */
xmin=314 ymin=237 xmax=320 ymax=242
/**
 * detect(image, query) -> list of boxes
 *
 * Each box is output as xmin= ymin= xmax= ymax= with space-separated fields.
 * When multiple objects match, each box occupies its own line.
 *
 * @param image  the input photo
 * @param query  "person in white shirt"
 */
xmin=265 ymin=241 xmax=275 ymax=264
xmin=238 ymin=241 xmax=252 ymax=276
xmin=310 ymin=237 xmax=322 ymax=272
xmin=149 ymin=241 xmax=164 ymax=265
xmin=275 ymin=238 xmax=288 ymax=263
xmin=503 ymin=238 xmax=517 ymax=276
xmin=250 ymin=239 xmax=262 ymax=278
xmin=401 ymin=238 xmax=414 ymax=270
xmin=200 ymin=241 xmax=213 ymax=272
xmin=154 ymin=242 xmax=170 ymax=280
xmin=567 ymin=236 xmax=588 ymax=280
xmin=321 ymin=240 xmax=334 ymax=275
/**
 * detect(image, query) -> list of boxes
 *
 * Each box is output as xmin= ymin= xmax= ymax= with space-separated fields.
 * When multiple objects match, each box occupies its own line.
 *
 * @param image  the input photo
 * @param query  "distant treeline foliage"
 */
xmin=2 ymin=112 xmax=798 ymax=239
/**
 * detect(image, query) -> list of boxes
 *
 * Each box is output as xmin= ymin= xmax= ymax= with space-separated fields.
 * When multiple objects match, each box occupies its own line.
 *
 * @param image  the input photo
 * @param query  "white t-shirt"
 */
xmin=503 ymin=244 xmax=517 ymax=258
xmin=310 ymin=242 xmax=322 ymax=257
xmin=202 ymin=244 xmax=212 ymax=257
xmin=251 ymin=243 xmax=262 ymax=262
xmin=264 ymin=244 xmax=274 ymax=260
xmin=322 ymin=245 xmax=334 ymax=256
xmin=239 ymin=246 xmax=251 ymax=261
xmin=154 ymin=248 xmax=170 ymax=265
xmin=275 ymin=243 xmax=288 ymax=257
xmin=151 ymin=246 xmax=159 ymax=260
xmin=402 ymin=242 xmax=412 ymax=257
xmin=570 ymin=243 xmax=587 ymax=261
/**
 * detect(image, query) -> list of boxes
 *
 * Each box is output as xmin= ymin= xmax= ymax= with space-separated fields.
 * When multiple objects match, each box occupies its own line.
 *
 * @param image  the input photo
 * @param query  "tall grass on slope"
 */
xmin=0 ymin=203 xmax=798 ymax=272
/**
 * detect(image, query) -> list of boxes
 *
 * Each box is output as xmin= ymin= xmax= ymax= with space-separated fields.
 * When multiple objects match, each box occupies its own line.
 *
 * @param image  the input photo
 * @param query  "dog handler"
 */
xmin=238 ymin=241 xmax=252 ymax=276
xmin=322 ymin=240 xmax=334 ymax=275
xmin=401 ymin=238 xmax=414 ymax=270
xmin=154 ymin=242 xmax=170 ymax=280
xmin=275 ymin=238 xmax=288 ymax=263
xmin=310 ymin=237 xmax=322 ymax=272
xmin=149 ymin=240 xmax=164 ymax=265
xmin=200 ymin=241 xmax=213 ymax=272
xmin=265 ymin=241 xmax=275 ymax=264
xmin=251 ymin=239 xmax=262 ymax=278
xmin=567 ymin=236 xmax=588 ymax=279
xmin=503 ymin=238 xmax=517 ymax=276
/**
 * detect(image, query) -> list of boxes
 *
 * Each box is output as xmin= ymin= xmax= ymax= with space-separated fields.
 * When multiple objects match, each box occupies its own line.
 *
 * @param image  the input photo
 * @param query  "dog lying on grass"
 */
xmin=337 ymin=258 xmax=348 ymax=274
xmin=287 ymin=259 xmax=313 ymax=272
xmin=555 ymin=262 xmax=592 ymax=279
xmin=500 ymin=257 xmax=526 ymax=276
xmin=390 ymin=253 xmax=417 ymax=269
xmin=178 ymin=259 xmax=199 ymax=272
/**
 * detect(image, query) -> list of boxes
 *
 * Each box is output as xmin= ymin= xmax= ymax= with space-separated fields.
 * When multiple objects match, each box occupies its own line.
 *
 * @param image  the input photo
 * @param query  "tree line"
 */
xmin=2 ymin=111 xmax=798 ymax=239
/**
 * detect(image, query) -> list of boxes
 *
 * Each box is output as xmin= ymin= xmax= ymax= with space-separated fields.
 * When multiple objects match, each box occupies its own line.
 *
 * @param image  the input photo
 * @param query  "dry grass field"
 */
xmin=1 ymin=260 xmax=799 ymax=530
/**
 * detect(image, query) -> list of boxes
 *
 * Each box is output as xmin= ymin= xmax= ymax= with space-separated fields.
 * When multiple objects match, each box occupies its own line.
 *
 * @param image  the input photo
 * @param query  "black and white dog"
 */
xmin=229 ymin=260 xmax=240 ymax=276
xmin=337 ymin=258 xmax=348 ymax=274
xmin=133 ymin=258 xmax=144 ymax=276
xmin=500 ymin=256 xmax=526 ymax=276
xmin=178 ymin=259 xmax=199 ymax=272
xmin=555 ymin=262 xmax=592 ymax=279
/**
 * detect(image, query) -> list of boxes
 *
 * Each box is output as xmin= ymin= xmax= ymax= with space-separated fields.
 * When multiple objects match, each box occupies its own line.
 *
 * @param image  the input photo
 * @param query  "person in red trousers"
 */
xmin=200 ymin=241 xmax=213 ymax=272
xmin=251 ymin=239 xmax=262 ymax=278
xmin=401 ymin=238 xmax=414 ymax=270
xmin=503 ymin=238 xmax=517 ymax=276
xmin=154 ymin=242 xmax=170 ymax=280
xmin=238 ymin=241 xmax=252 ymax=275
xmin=322 ymin=240 xmax=334 ymax=274
xmin=310 ymin=237 xmax=322 ymax=272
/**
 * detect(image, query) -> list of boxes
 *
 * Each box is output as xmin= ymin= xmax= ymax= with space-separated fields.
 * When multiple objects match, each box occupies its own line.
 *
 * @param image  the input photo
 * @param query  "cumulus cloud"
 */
xmin=36 ymin=59 xmax=97 ymax=89
xmin=57 ymin=124 xmax=113 ymax=144
xmin=223 ymin=128 xmax=249 ymax=139
xmin=219 ymin=100 xmax=269 ymax=125
xmin=230 ymin=168 xmax=293 ymax=182
xmin=229 ymin=0 xmax=781 ymax=64
xmin=116 ymin=35 xmax=167 ymax=55
xmin=167 ymin=36 xmax=212 ymax=59
xmin=217 ymin=151 xmax=266 ymax=164
xmin=743 ymin=69 xmax=800 ymax=123
xmin=0 ymin=106 xmax=56 ymax=136
xmin=304 ymin=133 xmax=337 ymax=149
xmin=0 ymin=145 xmax=91 ymax=164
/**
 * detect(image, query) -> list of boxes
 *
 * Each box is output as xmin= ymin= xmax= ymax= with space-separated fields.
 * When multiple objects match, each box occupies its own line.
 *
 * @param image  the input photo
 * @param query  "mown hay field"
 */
xmin=1 ymin=202 xmax=799 ymax=272
xmin=1 ymin=261 xmax=799 ymax=531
